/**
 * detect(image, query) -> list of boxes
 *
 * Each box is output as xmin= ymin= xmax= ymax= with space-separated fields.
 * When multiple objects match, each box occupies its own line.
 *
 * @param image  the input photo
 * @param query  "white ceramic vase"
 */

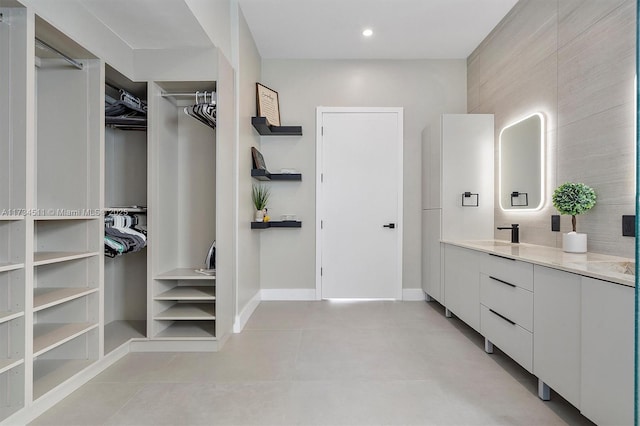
xmin=563 ymin=232 xmax=587 ymax=253
xmin=254 ymin=209 xmax=264 ymax=222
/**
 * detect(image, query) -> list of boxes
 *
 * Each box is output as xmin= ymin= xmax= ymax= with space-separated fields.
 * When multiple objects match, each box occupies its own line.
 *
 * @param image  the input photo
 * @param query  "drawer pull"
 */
xmin=489 ymin=308 xmax=516 ymax=325
xmin=489 ymin=253 xmax=516 ymax=261
xmin=489 ymin=276 xmax=516 ymax=288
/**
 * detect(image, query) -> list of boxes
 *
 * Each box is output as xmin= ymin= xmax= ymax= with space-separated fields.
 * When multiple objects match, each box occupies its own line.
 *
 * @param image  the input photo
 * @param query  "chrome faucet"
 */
xmin=497 ymin=224 xmax=519 ymax=243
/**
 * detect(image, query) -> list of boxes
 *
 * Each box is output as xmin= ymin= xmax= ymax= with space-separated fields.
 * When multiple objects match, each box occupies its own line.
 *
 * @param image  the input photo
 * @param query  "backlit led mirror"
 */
xmin=499 ymin=113 xmax=545 ymax=210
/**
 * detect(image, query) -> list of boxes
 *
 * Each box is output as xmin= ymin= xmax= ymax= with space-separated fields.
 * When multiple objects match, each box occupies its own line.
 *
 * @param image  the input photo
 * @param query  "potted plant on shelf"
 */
xmin=252 ymin=184 xmax=270 ymax=222
xmin=552 ymin=182 xmax=596 ymax=253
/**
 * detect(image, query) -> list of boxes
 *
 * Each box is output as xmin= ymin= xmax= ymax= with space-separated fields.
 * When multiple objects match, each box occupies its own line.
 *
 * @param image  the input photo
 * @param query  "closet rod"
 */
xmin=160 ymin=91 xmax=214 ymax=98
xmin=35 ymin=38 xmax=83 ymax=70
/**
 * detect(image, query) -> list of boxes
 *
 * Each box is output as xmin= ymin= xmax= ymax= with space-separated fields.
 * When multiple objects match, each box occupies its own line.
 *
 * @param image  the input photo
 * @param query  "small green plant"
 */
xmin=252 ymin=184 xmax=270 ymax=211
xmin=552 ymin=182 xmax=596 ymax=233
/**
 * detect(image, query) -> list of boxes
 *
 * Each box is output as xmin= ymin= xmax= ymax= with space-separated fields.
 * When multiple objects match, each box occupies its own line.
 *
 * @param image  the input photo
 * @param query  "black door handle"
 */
xmin=383 ymin=223 xmax=396 ymax=229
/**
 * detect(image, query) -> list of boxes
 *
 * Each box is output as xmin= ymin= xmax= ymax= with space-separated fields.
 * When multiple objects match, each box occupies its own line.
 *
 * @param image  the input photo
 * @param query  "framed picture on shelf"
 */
xmin=256 ymin=83 xmax=281 ymax=126
xmin=251 ymin=147 xmax=267 ymax=170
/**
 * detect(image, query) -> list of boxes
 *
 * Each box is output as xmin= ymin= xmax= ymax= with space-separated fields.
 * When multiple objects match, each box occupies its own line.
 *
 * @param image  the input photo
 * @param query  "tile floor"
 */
xmin=30 ymin=301 xmax=594 ymax=425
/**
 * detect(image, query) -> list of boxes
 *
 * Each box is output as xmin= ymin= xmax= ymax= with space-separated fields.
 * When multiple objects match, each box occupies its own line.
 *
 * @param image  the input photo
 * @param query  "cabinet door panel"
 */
xmin=581 ymin=277 xmax=633 ymax=426
xmin=533 ymin=266 xmax=581 ymax=407
xmin=443 ymin=245 xmax=480 ymax=331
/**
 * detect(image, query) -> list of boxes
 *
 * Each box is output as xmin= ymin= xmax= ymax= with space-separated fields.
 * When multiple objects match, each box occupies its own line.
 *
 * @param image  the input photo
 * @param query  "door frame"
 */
xmin=315 ymin=107 xmax=404 ymax=300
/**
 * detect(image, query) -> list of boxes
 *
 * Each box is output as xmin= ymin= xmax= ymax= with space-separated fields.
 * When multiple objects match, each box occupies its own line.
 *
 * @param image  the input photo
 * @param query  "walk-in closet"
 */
xmin=0 ymin=1 xmax=234 ymax=422
xmin=104 ymin=66 xmax=148 ymax=353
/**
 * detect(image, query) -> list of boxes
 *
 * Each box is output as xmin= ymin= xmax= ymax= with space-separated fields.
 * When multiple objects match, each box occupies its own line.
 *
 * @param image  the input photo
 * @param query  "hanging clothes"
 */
xmin=104 ymin=212 xmax=147 ymax=258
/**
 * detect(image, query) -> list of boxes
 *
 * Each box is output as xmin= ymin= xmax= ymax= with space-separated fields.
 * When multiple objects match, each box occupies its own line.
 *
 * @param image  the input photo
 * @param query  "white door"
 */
xmin=317 ymin=108 xmax=403 ymax=299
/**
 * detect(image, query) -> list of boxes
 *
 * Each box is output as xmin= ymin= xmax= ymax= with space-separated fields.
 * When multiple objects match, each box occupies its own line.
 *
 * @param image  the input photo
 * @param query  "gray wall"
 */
xmin=236 ymin=8 xmax=262 ymax=313
xmin=469 ymin=0 xmax=635 ymax=258
xmin=260 ymin=59 xmax=467 ymax=292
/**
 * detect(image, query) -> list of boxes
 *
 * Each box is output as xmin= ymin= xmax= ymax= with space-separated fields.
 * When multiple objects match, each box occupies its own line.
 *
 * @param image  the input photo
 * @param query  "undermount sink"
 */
xmin=572 ymin=261 xmax=635 ymax=277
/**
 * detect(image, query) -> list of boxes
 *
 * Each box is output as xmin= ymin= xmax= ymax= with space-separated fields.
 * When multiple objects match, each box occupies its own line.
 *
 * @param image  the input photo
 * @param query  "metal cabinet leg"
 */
xmin=425 ymin=293 xmax=433 ymax=302
xmin=538 ymin=379 xmax=551 ymax=401
xmin=484 ymin=338 xmax=494 ymax=354
xmin=445 ymin=308 xmax=452 ymax=318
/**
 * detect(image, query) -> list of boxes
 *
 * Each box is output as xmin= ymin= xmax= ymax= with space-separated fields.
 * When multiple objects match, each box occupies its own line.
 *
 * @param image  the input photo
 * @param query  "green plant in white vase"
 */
xmin=252 ymin=184 xmax=270 ymax=222
xmin=552 ymin=182 xmax=596 ymax=253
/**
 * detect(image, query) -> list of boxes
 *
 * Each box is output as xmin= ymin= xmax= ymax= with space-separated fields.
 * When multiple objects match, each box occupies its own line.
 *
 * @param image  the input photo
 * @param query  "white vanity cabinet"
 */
xmin=580 ymin=277 xmax=633 ymax=426
xmin=533 ymin=266 xmax=581 ymax=408
xmin=443 ymin=244 xmax=481 ymax=332
xmin=479 ymin=253 xmax=533 ymax=371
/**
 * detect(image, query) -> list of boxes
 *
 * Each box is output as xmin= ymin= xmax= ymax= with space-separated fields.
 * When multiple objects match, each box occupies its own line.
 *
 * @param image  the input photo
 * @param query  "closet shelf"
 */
xmin=105 ymin=207 xmax=147 ymax=213
xmin=0 ymin=359 xmax=24 ymax=376
xmin=0 ymin=216 xmax=24 ymax=221
xmin=34 ymin=216 xmax=100 ymax=221
xmin=251 ymin=221 xmax=302 ymax=229
xmin=251 ymin=169 xmax=302 ymax=181
xmin=34 ymin=252 xmax=99 ymax=267
xmin=33 ymin=359 xmax=95 ymax=400
xmin=33 ymin=322 xmax=98 ymax=357
xmin=0 ymin=311 xmax=24 ymax=325
xmin=0 ymin=262 xmax=24 ymax=273
xmin=155 ymin=304 xmax=215 ymax=321
xmin=104 ymin=320 xmax=146 ymax=354
xmin=155 ymin=286 xmax=216 ymax=301
xmin=155 ymin=268 xmax=216 ymax=280
xmin=34 ymin=287 xmax=98 ymax=312
xmin=251 ymin=117 xmax=302 ymax=136
xmin=154 ymin=321 xmax=216 ymax=340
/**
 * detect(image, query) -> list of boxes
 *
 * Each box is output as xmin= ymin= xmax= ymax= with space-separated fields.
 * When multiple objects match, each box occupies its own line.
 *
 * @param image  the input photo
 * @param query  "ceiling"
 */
xmin=57 ymin=0 xmax=517 ymax=59
xmin=78 ymin=0 xmax=213 ymax=50
xmin=238 ymin=0 xmax=518 ymax=59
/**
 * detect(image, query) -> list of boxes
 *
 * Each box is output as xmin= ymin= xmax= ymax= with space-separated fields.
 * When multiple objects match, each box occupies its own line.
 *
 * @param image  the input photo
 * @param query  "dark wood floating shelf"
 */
xmin=251 ymin=221 xmax=302 ymax=229
xmin=251 ymin=117 xmax=302 ymax=136
xmin=251 ymin=169 xmax=302 ymax=181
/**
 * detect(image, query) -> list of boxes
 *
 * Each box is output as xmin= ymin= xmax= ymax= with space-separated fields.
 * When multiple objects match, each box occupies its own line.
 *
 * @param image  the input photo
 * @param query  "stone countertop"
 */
xmin=442 ymin=240 xmax=635 ymax=287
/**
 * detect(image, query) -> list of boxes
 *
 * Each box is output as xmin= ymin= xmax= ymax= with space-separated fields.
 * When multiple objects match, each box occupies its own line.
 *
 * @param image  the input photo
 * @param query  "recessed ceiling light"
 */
xmin=362 ymin=29 xmax=373 ymax=37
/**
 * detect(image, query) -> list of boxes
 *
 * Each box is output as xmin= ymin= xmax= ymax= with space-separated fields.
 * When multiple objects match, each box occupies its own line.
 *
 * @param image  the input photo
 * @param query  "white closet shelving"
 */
xmin=103 ymin=66 xmax=148 ymax=354
xmin=149 ymin=81 xmax=218 ymax=344
xmin=31 ymin=14 xmax=102 ymax=403
xmin=0 ymin=2 xmax=28 ymax=420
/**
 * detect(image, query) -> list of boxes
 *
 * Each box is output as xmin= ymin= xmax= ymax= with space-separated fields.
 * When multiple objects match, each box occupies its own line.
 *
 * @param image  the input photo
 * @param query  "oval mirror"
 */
xmin=499 ymin=113 xmax=545 ymax=210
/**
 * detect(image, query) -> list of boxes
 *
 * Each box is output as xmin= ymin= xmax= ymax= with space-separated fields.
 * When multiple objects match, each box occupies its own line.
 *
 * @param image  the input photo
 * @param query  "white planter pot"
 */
xmin=254 ymin=209 xmax=264 ymax=222
xmin=563 ymin=232 xmax=587 ymax=253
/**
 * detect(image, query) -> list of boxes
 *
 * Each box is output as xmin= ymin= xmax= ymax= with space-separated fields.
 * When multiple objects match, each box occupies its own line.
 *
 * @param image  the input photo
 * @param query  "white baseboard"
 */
xmin=403 ymin=288 xmax=426 ymax=301
xmin=260 ymin=288 xmax=317 ymax=301
xmin=234 ymin=291 xmax=261 ymax=333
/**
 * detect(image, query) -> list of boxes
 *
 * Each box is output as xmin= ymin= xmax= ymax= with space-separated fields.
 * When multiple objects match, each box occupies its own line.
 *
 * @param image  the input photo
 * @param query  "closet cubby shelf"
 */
xmin=155 ymin=322 xmax=216 ymax=340
xmin=251 ymin=221 xmax=302 ymax=229
xmin=155 ymin=287 xmax=216 ymax=301
xmin=251 ymin=117 xmax=303 ymax=136
xmin=155 ymin=304 xmax=216 ymax=321
xmin=33 ymin=288 xmax=99 ymax=313
xmin=33 ymin=322 xmax=99 ymax=357
xmin=0 ymin=263 xmax=25 ymax=273
xmin=251 ymin=169 xmax=302 ymax=181
xmin=155 ymin=268 xmax=216 ymax=280
xmin=34 ymin=252 xmax=99 ymax=267
xmin=0 ymin=311 xmax=24 ymax=325
xmin=0 ymin=359 xmax=24 ymax=376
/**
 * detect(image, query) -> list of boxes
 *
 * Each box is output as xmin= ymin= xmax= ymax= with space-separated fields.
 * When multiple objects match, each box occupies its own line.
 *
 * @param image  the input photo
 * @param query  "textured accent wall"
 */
xmin=468 ymin=0 xmax=635 ymax=257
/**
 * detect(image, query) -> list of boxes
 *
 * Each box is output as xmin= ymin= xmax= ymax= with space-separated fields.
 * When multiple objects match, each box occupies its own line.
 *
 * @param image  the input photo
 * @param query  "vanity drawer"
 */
xmin=480 ymin=273 xmax=533 ymax=332
xmin=480 ymin=254 xmax=533 ymax=291
xmin=481 ymin=304 xmax=533 ymax=372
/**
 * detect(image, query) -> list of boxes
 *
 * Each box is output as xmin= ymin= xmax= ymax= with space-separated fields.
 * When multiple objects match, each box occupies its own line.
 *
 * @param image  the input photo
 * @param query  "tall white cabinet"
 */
xmin=0 ymin=3 xmax=233 ymax=423
xmin=422 ymin=114 xmax=494 ymax=303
